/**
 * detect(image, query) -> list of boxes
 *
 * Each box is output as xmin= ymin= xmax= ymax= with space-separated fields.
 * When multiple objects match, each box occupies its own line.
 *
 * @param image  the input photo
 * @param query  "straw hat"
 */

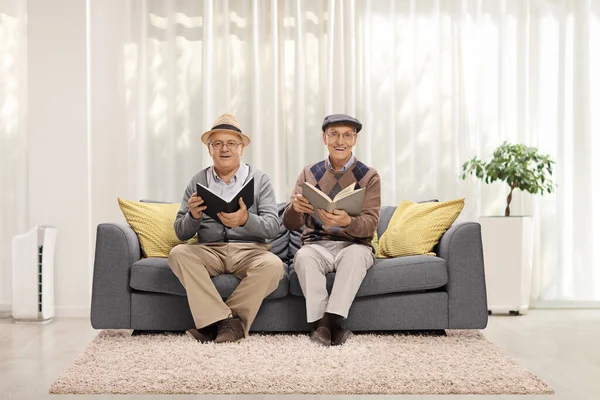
xmin=201 ymin=113 xmax=251 ymax=146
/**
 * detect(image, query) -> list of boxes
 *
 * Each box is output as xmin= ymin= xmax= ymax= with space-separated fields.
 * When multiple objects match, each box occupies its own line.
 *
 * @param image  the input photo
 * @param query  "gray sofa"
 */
xmin=91 ymin=204 xmax=488 ymax=332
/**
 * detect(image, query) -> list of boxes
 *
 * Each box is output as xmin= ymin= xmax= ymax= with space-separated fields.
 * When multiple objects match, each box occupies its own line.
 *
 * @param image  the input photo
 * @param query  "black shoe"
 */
xmin=214 ymin=317 xmax=245 ymax=343
xmin=331 ymin=324 xmax=353 ymax=346
xmin=186 ymin=324 xmax=217 ymax=343
xmin=310 ymin=326 xmax=332 ymax=346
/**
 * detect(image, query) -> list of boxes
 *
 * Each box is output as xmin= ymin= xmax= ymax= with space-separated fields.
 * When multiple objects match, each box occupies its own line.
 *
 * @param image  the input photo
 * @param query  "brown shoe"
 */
xmin=331 ymin=324 xmax=353 ymax=346
xmin=310 ymin=326 xmax=331 ymax=346
xmin=214 ymin=317 xmax=245 ymax=343
xmin=186 ymin=324 xmax=217 ymax=343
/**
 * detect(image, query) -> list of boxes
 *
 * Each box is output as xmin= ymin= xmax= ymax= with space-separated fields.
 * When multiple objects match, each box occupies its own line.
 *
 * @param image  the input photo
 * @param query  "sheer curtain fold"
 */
xmin=89 ymin=0 xmax=599 ymax=302
xmin=0 ymin=0 xmax=28 ymax=309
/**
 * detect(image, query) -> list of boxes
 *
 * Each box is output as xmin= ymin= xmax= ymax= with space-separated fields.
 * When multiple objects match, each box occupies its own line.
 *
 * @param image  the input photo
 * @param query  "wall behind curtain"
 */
xmin=89 ymin=0 xmax=599 ymax=303
xmin=0 ymin=0 xmax=27 ymax=311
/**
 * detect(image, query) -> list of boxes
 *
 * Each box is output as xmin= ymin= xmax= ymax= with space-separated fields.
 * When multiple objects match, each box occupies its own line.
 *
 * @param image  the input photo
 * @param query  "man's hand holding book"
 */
xmin=217 ymin=198 xmax=249 ymax=228
xmin=317 ymin=209 xmax=351 ymax=228
xmin=292 ymin=194 xmax=315 ymax=214
xmin=188 ymin=193 xmax=207 ymax=220
xmin=294 ymin=193 xmax=351 ymax=228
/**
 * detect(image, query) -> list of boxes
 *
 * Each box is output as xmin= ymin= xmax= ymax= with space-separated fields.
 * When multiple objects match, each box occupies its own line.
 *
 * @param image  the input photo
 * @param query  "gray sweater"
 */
xmin=174 ymin=166 xmax=280 ymax=243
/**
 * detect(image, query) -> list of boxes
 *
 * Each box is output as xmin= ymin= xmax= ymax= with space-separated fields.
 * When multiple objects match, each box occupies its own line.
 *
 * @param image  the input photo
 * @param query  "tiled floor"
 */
xmin=1 ymin=309 xmax=599 ymax=399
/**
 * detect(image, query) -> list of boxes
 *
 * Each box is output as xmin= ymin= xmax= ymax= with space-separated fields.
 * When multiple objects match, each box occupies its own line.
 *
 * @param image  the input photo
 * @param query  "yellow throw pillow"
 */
xmin=378 ymin=198 xmax=465 ymax=258
xmin=117 ymin=198 xmax=183 ymax=258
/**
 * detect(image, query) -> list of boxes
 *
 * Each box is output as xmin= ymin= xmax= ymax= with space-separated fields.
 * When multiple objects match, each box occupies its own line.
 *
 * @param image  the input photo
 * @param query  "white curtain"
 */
xmin=0 ymin=0 xmax=27 ymax=310
xmin=88 ymin=0 xmax=600 ymax=303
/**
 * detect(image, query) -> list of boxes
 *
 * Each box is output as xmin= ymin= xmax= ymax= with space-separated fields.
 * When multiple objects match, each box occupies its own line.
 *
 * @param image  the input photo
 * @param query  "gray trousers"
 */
xmin=293 ymin=241 xmax=375 ymax=323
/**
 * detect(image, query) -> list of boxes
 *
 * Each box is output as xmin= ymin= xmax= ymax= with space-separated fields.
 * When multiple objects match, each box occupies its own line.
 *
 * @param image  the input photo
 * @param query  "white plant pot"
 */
xmin=479 ymin=216 xmax=534 ymax=315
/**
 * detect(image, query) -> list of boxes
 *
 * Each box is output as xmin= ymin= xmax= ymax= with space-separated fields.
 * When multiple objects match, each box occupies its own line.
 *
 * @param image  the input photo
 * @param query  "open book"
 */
xmin=196 ymin=177 xmax=254 ymax=224
xmin=302 ymin=181 xmax=365 ymax=217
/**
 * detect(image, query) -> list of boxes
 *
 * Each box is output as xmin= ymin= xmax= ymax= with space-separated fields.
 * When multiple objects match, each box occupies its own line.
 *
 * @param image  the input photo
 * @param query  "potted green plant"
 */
xmin=460 ymin=141 xmax=556 ymax=216
xmin=460 ymin=142 xmax=556 ymax=315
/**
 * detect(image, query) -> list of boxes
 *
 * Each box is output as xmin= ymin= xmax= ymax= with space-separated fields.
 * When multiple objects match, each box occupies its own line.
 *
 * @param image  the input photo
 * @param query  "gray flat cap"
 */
xmin=321 ymin=114 xmax=362 ymax=133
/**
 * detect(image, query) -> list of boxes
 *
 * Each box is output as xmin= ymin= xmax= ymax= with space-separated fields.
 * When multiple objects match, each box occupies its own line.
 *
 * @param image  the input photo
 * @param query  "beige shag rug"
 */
xmin=50 ymin=330 xmax=553 ymax=395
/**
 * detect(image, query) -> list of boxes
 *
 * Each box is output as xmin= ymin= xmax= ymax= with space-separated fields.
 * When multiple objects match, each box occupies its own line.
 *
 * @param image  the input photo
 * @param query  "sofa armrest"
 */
xmin=438 ymin=222 xmax=488 ymax=329
xmin=90 ymin=223 xmax=141 ymax=329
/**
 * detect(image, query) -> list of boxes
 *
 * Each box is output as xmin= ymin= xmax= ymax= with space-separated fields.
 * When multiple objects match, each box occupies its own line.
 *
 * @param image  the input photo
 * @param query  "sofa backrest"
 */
xmin=271 ymin=203 xmax=291 ymax=261
xmin=377 ymin=206 xmax=396 ymax=237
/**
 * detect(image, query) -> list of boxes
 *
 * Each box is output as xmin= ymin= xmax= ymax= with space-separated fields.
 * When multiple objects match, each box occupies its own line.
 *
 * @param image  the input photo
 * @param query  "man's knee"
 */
xmin=338 ymin=245 xmax=373 ymax=265
xmin=253 ymin=251 xmax=284 ymax=279
xmin=335 ymin=259 xmax=368 ymax=278
xmin=335 ymin=246 xmax=373 ymax=275
xmin=168 ymin=244 xmax=210 ymax=273
xmin=169 ymin=244 xmax=187 ymax=259
xmin=168 ymin=244 xmax=188 ymax=269
xmin=266 ymin=253 xmax=284 ymax=279
xmin=293 ymin=247 xmax=321 ymax=272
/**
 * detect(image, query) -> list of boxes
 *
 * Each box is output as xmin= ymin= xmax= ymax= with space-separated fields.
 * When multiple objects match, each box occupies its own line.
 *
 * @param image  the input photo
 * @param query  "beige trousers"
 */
xmin=293 ymin=241 xmax=375 ymax=323
xmin=168 ymin=242 xmax=284 ymax=336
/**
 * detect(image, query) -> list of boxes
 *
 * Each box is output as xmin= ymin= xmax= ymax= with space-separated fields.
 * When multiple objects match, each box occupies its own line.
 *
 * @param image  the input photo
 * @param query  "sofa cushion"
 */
xmin=269 ymin=203 xmax=290 ymax=262
xmin=130 ymin=258 xmax=290 ymax=299
xmin=288 ymin=229 xmax=303 ymax=260
xmin=289 ymin=255 xmax=447 ymax=297
xmin=377 ymin=206 xmax=397 ymax=238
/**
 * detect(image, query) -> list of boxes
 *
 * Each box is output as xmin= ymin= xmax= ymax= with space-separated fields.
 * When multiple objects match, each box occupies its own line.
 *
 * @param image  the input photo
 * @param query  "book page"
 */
xmin=303 ymin=182 xmax=331 ymax=202
xmin=196 ymin=182 xmax=224 ymax=199
xmin=333 ymin=184 xmax=364 ymax=202
xmin=302 ymin=182 xmax=333 ymax=215
xmin=227 ymin=177 xmax=255 ymax=212
xmin=333 ymin=188 xmax=366 ymax=216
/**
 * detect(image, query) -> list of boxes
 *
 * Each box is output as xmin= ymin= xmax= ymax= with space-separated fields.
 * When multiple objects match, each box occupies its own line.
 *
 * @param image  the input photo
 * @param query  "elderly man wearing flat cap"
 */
xmin=169 ymin=113 xmax=283 ymax=344
xmin=283 ymin=114 xmax=381 ymax=346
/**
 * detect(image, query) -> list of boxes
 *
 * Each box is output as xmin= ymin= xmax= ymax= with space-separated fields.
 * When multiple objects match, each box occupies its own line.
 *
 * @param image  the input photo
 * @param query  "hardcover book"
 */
xmin=302 ymin=181 xmax=365 ymax=217
xmin=196 ymin=177 xmax=254 ymax=223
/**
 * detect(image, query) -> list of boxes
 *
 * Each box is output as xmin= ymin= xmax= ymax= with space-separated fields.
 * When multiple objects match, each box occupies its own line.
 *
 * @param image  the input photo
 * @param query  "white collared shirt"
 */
xmin=206 ymin=163 xmax=250 ymax=202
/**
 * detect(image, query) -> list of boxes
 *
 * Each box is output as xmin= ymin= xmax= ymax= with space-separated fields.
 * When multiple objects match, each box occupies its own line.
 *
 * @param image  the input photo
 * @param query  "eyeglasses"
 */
xmin=326 ymin=131 xmax=357 ymax=142
xmin=209 ymin=140 xmax=243 ymax=150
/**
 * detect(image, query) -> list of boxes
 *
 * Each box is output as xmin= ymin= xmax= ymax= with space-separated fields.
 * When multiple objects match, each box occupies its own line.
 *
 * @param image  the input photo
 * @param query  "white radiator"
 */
xmin=11 ymin=225 xmax=57 ymax=321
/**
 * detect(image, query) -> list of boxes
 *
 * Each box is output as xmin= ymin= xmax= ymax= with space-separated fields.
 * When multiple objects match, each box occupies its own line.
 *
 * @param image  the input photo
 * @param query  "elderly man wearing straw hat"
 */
xmin=282 ymin=114 xmax=381 ymax=346
xmin=169 ymin=113 xmax=283 ymax=343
